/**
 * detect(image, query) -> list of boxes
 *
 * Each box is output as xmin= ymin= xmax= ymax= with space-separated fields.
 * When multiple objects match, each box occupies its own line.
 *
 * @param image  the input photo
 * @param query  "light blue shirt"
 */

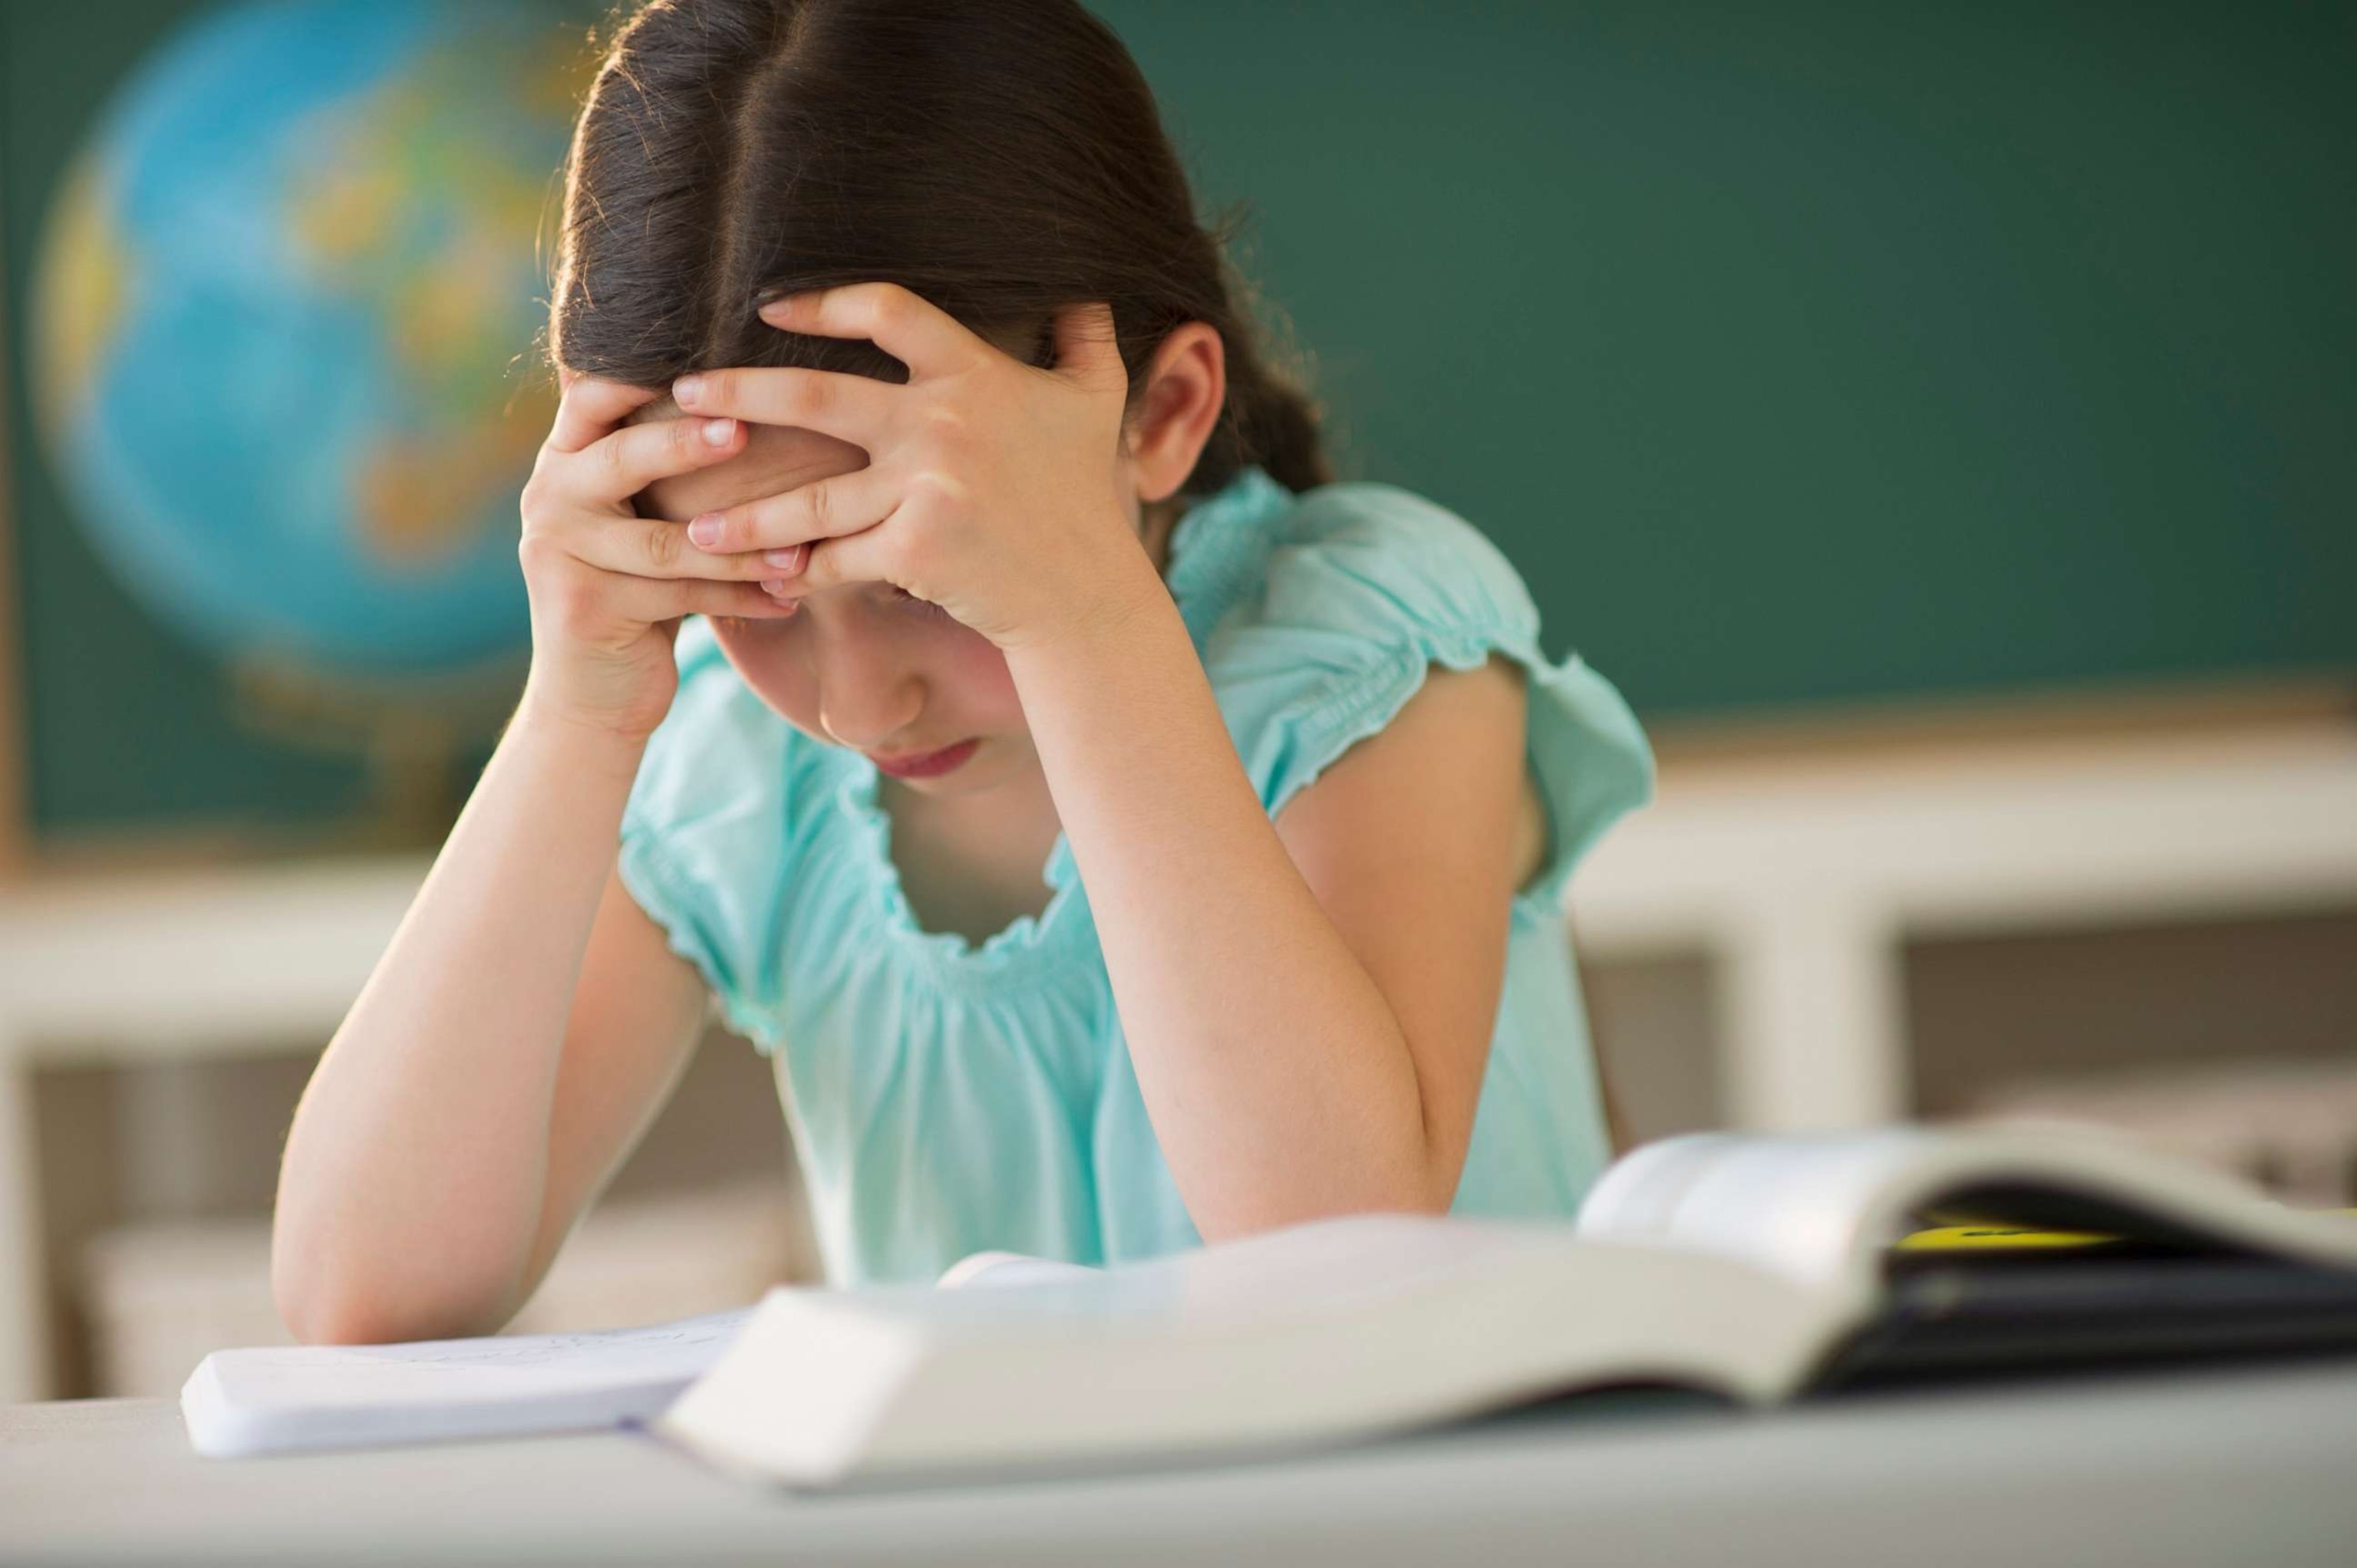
xmin=618 ymin=466 xmax=1653 ymax=1284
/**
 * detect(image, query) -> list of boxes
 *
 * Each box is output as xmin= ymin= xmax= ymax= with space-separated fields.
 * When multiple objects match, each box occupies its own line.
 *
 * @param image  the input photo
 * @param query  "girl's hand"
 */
xmin=669 ymin=285 xmax=1158 ymax=651
xmin=514 ymin=374 xmax=796 ymax=741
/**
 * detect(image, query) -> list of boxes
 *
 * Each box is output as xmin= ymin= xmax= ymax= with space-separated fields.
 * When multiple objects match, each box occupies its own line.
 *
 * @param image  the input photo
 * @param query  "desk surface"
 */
xmin=7 ymin=1360 xmax=2357 ymax=1567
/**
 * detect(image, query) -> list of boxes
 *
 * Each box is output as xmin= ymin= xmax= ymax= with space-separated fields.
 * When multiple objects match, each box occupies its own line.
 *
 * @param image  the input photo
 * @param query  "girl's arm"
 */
xmin=1007 ymin=572 xmax=1531 ymax=1239
xmin=273 ymin=377 xmax=796 ymax=1343
xmin=272 ymin=713 xmax=704 ymax=1344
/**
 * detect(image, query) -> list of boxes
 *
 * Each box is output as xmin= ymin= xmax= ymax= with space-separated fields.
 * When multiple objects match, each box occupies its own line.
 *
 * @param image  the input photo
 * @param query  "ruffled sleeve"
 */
xmin=615 ymin=615 xmax=801 ymax=1046
xmin=1198 ymin=481 xmax=1653 ymax=907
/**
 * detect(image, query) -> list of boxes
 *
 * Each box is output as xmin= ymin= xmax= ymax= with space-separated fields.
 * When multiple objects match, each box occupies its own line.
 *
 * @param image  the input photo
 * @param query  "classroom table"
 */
xmin=5 ymin=1357 xmax=2357 ymax=1566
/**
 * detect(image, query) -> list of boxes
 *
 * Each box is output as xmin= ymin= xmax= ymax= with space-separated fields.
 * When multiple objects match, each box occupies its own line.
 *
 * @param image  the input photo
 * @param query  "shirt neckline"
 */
xmin=843 ymin=465 xmax=1294 ymax=988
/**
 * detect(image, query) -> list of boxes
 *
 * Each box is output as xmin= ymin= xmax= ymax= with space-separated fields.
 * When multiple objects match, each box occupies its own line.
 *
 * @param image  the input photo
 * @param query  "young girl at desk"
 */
xmin=272 ymin=0 xmax=1652 ymax=1342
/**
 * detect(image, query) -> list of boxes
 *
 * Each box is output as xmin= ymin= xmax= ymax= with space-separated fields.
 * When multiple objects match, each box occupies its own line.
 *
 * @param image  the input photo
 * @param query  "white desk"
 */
xmin=6 ymin=1359 xmax=2357 ymax=1566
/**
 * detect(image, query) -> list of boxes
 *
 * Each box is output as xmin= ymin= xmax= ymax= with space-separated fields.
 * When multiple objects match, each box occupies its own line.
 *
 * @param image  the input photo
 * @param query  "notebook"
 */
xmin=185 ymin=1125 xmax=2357 ymax=1474
xmin=180 ymin=1307 xmax=749 ymax=1459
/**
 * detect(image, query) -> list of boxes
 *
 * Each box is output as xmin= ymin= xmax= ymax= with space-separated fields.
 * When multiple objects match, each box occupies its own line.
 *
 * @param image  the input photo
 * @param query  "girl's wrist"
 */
xmin=997 ymin=540 xmax=1173 ymax=662
xmin=507 ymin=687 xmax=658 ymax=779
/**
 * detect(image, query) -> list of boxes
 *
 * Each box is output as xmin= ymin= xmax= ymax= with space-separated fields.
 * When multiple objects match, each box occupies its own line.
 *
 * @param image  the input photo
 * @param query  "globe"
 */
xmin=30 ymin=0 xmax=596 ymax=678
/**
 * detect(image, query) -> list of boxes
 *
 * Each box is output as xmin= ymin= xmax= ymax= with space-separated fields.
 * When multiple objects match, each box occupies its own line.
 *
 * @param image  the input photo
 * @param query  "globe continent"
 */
xmin=31 ymin=0 xmax=595 ymax=677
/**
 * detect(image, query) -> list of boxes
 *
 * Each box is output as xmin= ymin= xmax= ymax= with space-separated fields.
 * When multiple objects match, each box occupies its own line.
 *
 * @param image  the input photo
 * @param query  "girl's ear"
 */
xmin=1122 ymin=321 xmax=1226 ymax=505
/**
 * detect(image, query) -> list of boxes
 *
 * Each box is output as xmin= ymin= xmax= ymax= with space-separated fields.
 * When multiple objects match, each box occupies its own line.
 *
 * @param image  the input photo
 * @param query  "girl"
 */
xmin=272 ymin=0 xmax=1651 ymax=1343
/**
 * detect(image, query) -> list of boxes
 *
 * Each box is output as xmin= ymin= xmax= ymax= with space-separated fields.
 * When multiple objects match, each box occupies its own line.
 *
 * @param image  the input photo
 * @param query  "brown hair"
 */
xmin=549 ymin=0 xmax=1331 ymax=498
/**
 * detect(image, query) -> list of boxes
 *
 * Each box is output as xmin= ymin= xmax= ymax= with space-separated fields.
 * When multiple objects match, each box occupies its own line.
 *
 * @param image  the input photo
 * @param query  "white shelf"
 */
xmin=1571 ymin=724 xmax=2357 ymax=1132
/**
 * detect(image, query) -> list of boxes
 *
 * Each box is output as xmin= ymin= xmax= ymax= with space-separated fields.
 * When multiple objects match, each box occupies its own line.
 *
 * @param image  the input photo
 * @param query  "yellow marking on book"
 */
xmin=1897 ymin=1225 xmax=2118 ymax=1251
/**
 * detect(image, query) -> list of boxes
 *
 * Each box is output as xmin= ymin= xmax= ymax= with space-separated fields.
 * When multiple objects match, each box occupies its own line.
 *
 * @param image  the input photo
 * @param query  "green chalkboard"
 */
xmin=5 ymin=1 xmax=2353 ymax=840
xmin=1092 ymin=0 xmax=2357 ymax=713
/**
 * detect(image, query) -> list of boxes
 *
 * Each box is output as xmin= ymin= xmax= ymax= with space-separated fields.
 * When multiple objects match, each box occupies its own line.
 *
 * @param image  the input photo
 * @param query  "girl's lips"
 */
xmin=868 ymin=738 xmax=981 ymax=779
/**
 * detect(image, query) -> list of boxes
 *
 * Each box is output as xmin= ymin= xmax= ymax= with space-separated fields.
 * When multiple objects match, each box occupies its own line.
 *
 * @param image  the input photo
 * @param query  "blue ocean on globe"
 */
xmin=33 ymin=0 xmax=593 ymax=676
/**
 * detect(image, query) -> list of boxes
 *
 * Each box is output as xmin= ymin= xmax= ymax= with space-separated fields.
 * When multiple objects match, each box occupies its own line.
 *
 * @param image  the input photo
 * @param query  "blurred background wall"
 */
xmin=0 ymin=0 xmax=2351 ymax=1401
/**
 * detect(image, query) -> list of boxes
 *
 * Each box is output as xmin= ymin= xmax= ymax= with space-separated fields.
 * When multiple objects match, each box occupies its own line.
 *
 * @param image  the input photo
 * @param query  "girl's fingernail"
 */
xmin=674 ymin=374 xmax=705 ymax=404
xmin=760 ymin=578 xmax=790 ymax=595
xmin=687 ymin=514 xmax=723 ymax=548
xmin=763 ymin=546 xmax=806 ymax=573
xmin=700 ymin=417 xmax=735 ymax=446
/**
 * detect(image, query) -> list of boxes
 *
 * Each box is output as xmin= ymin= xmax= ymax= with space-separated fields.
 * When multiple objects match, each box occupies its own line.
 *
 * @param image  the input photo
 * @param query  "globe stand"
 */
xmin=226 ymin=651 xmax=531 ymax=853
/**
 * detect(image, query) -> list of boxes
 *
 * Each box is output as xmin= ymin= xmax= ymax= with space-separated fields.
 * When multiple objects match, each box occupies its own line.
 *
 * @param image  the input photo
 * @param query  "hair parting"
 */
xmin=549 ymin=0 xmax=1333 ymax=497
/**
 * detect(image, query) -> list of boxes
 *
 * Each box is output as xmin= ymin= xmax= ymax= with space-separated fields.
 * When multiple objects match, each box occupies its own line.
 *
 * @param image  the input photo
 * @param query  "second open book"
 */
xmin=188 ymin=1125 xmax=2357 ymax=1482
xmin=663 ymin=1125 xmax=2357 ymax=1484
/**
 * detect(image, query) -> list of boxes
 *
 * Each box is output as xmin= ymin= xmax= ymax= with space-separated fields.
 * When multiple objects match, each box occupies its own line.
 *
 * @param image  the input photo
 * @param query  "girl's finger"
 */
xmin=685 ymin=463 xmax=897 ymax=556
xmin=602 ymin=571 xmax=800 ymax=628
xmin=559 ymin=415 xmax=746 ymax=506
xmin=669 ymin=364 xmax=892 ymax=446
xmin=565 ymin=514 xmax=791 ymax=583
xmin=546 ymin=375 xmax=666 ymax=454
xmin=758 ymin=282 xmax=981 ymax=380
xmin=788 ymin=522 xmax=901 ymax=598
xmin=1049 ymin=301 xmax=1128 ymax=390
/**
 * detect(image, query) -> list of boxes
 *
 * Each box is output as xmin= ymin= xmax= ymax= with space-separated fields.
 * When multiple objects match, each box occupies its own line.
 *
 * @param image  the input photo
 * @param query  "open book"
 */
xmin=186 ymin=1125 xmax=2357 ymax=1475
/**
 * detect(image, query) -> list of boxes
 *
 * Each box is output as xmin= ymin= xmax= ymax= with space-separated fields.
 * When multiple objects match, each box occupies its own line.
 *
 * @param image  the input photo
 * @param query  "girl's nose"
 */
xmin=810 ymin=608 xmax=925 ymax=752
xmin=820 ymin=695 xmax=923 ymax=753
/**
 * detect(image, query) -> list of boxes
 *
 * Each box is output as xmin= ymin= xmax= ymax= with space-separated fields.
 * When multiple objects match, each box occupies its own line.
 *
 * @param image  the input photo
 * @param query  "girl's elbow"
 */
xmin=277 ymin=1273 xmax=509 ymax=1348
xmin=276 ymin=1278 xmax=397 ymax=1347
xmin=1195 ymin=1158 xmax=1455 ymax=1246
xmin=272 ymin=1227 xmax=512 ymax=1347
xmin=273 ymin=1246 xmax=386 ymax=1346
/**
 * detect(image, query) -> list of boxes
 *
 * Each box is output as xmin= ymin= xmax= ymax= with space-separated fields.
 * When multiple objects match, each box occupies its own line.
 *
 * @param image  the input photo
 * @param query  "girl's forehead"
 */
xmin=632 ymin=412 xmax=869 ymax=525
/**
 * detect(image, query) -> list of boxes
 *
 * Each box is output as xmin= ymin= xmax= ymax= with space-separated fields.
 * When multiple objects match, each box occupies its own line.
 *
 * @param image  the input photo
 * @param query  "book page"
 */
xmin=937 ymin=1251 xmax=1105 ymax=1290
xmin=1574 ymin=1130 xmax=1942 ymax=1294
xmin=1574 ymin=1126 xmax=2357 ymax=1300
